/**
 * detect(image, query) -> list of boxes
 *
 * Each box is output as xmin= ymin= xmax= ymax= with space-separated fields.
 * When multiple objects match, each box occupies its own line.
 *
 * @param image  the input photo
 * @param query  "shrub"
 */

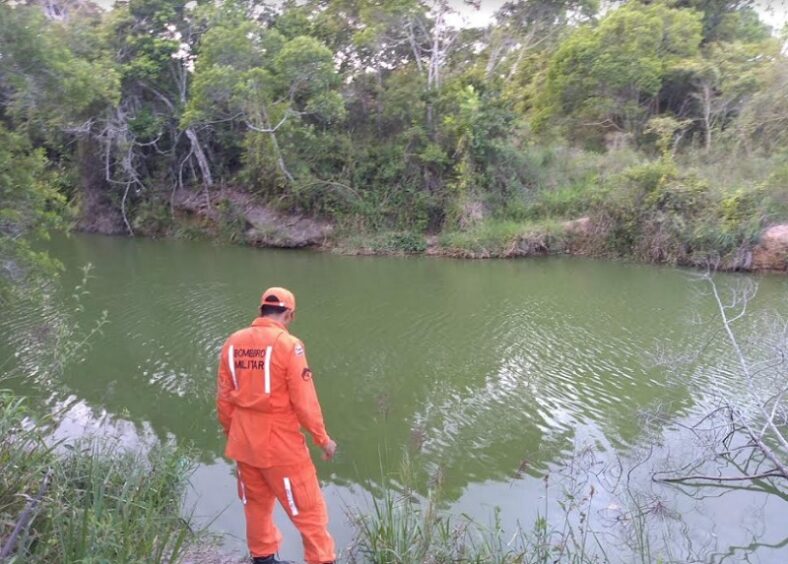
xmin=132 ymin=197 xmax=172 ymax=236
xmin=334 ymin=231 xmax=427 ymax=255
xmin=0 ymin=392 xmax=196 ymax=563
xmin=439 ymin=219 xmax=566 ymax=258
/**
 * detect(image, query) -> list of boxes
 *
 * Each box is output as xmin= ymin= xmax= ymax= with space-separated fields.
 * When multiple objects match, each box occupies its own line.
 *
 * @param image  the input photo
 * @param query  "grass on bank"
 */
xmin=349 ymin=450 xmax=618 ymax=564
xmin=350 ymin=477 xmax=611 ymax=564
xmin=332 ymin=231 xmax=428 ymax=255
xmin=0 ymin=391 xmax=196 ymax=563
xmin=436 ymin=150 xmax=788 ymax=266
xmin=125 ymin=140 xmax=788 ymax=272
xmin=438 ymin=219 xmax=569 ymax=259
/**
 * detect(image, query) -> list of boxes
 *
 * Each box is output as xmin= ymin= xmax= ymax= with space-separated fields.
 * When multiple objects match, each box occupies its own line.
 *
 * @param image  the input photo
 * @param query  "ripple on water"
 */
xmin=407 ymin=302 xmax=661 ymax=477
xmin=107 ymin=281 xmax=241 ymax=399
xmin=0 ymin=297 xmax=65 ymax=382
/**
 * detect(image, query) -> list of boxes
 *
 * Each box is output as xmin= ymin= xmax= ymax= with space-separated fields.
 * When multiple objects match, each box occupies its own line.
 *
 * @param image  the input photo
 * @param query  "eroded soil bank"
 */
xmin=76 ymin=188 xmax=788 ymax=273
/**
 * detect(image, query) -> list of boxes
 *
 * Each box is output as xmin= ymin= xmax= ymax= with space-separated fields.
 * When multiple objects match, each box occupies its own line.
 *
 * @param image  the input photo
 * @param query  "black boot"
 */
xmin=251 ymin=555 xmax=293 ymax=564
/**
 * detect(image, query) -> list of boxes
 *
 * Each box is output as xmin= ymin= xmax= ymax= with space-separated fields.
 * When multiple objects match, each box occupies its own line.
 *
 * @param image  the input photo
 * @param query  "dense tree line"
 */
xmin=1 ymin=0 xmax=787 ymax=268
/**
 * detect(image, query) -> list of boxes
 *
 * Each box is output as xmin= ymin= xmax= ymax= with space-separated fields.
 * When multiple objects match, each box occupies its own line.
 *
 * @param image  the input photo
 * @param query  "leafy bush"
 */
xmin=439 ymin=219 xmax=566 ymax=258
xmin=0 ymin=393 xmax=196 ymax=563
xmin=381 ymin=232 xmax=428 ymax=254
xmin=132 ymin=197 xmax=172 ymax=236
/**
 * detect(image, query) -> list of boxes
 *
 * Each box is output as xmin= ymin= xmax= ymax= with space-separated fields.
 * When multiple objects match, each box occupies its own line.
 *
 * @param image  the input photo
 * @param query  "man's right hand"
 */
xmin=321 ymin=439 xmax=337 ymax=461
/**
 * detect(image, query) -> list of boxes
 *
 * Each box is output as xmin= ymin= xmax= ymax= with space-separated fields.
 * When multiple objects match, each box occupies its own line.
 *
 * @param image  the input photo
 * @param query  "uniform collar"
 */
xmin=251 ymin=317 xmax=288 ymax=332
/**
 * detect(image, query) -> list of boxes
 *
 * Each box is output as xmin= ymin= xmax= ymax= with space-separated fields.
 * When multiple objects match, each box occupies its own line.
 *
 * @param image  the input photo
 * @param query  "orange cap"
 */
xmin=260 ymin=287 xmax=296 ymax=311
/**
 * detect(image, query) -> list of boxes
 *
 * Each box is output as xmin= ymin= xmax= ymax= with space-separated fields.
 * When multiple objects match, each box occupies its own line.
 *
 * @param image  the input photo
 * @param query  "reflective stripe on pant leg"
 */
xmin=283 ymin=477 xmax=299 ymax=516
xmin=287 ymin=465 xmax=335 ymax=564
xmin=260 ymin=463 xmax=335 ymax=563
xmin=264 ymin=345 xmax=272 ymax=394
xmin=238 ymin=462 xmax=282 ymax=558
xmin=237 ymin=465 xmax=247 ymax=505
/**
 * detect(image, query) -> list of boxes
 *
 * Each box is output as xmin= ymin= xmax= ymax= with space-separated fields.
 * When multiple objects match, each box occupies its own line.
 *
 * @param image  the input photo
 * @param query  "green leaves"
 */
xmin=0 ymin=124 xmax=65 ymax=299
xmin=306 ymin=91 xmax=347 ymax=123
xmin=0 ymin=4 xmax=118 ymax=127
xmin=0 ymin=0 xmax=784 ymax=241
xmin=198 ymin=21 xmax=264 ymax=70
xmin=187 ymin=20 xmax=341 ymax=122
xmin=538 ymin=2 xmax=702 ymax=140
xmin=274 ymin=36 xmax=338 ymax=95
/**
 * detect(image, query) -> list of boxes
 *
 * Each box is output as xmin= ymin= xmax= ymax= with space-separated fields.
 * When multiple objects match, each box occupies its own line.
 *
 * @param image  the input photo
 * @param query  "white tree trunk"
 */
xmin=185 ymin=128 xmax=213 ymax=187
xmin=702 ymin=83 xmax=713 ymax=151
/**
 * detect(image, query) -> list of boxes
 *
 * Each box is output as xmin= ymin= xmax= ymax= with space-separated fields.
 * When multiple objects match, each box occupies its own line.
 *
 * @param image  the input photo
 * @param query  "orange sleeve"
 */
xmin=286 ymin=339 xmax=331 ymax=448
xmin=216 ymin=340 xmax=235 ymax=435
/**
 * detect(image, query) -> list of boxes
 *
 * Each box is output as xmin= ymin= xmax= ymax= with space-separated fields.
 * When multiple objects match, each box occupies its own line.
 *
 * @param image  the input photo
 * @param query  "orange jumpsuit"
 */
xmin=217 ymin=317 xmax=335 ymax=563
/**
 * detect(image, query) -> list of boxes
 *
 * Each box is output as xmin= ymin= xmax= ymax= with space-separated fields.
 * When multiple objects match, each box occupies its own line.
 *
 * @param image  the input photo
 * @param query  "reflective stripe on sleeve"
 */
xmin=283 ymin=477 xmax=299 ymax=516
xmin=228 ymin=345 xmax=238 ymax=389
xmin=264 ymin=345 xmax=272 ymax=394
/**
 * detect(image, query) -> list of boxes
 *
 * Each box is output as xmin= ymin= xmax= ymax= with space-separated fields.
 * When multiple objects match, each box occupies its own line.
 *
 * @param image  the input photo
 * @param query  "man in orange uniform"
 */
xmin=217 ymin=287 xmax=337 ymax=564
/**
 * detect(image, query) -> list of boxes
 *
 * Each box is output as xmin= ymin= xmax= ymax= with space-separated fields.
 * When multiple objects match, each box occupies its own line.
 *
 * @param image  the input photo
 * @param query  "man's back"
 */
xmin=217 ymin=316 xmax=331 ymax=468
xmin=216 ymin=287 xmax=336 ymax=564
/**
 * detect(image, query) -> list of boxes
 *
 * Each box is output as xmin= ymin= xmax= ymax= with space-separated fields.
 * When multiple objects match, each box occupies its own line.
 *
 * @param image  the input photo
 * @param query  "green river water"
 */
xmin=2 ymin=234 xmax=787 ymax=562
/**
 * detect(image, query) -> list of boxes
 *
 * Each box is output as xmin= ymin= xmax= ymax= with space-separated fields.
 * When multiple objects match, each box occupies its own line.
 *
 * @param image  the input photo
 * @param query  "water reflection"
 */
xmin=1 ymin=234 xmax=787 ymax=561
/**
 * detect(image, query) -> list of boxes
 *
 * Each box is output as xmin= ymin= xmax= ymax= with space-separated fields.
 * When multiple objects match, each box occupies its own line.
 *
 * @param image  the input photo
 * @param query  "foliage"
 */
xmin=439 ymin=219 xmax=567 ymax=259
xmin=590 ymin=158 xmax=772 ymax=265
xmin=351 ymin=453 xmax=610 ymax=563
xmin=0 ymin=393 xmax=195 ymax=563
xmin=536 ymin=2 xmax=702 ymax=144
xmin=0 ymin=124 xmax=65 ymax=301
xmin=0 ymin=0 xmax=786 ymax=265
xmin=736 ymin=58 xmax=788 ymax=151
xmin=0 ymin=4 xmax=117 ymax=128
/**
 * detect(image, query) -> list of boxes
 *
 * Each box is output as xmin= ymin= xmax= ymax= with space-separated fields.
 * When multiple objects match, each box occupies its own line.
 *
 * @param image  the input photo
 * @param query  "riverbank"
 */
xmin=5 ymin=233 xmax=788 ymax=563
xmin=335 ymin=219 xmax=788 ymax=272
xmin=0 ymin=392 xmax=197 ymax=561
xmin=78 ymin=181 xmax=788 ymax=273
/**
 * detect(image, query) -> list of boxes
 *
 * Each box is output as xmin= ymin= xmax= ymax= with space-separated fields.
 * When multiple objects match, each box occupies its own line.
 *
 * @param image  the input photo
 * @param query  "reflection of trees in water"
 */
xmin=1 ymin=265 xmax=107 ymax=393
xmin=615 ymin=275 xmax=788 ymax=561
xmin=4 ymin=260 xmax=786 ymax=560
xmin=374 ymin=274 xmax=788 ymax=561
xmin=651 ymin=275 xmax=787 ymax=484
xmin=403 ymin=318 xmax=677 ymax=499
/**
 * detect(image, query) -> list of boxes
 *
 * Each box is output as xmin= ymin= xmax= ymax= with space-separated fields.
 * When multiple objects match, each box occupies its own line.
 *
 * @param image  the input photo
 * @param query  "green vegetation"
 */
xmin=0 ymin=392 xmax=196 ymax=562
xmin=351 ymin=452 xmax=674 ymax=564
xmin=334 ymin=231 xmax=428 ymax=255
xmin=439 ymin=219 xmax=567 ymax=258
xmin=1 ymin=0 xmax=786 ymax=268
xmin=0 ymin=124 xmax=65 ymax=300
xmin=0 ymin=56 xmax=198 ymax=559
xmin=1 ymin=3 xmax=785 ymax=560
xmin=0 ymin=264 xmax=198 ymax=562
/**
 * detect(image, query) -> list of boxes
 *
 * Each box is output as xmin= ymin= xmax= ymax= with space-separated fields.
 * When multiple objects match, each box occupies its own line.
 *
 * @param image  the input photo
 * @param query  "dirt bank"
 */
xmin=170 ymin=188 xmax=333 ymax=248
xmin=752 ymin=224 xmax=788 ymax=272
xmin=75 ymin=189 xmax=787 ymax=273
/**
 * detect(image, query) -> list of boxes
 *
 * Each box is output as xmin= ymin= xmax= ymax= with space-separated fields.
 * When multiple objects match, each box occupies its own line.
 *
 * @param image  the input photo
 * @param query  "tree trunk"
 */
xmin=701 ymin=83 xmax=713 ymax=151
xmin=185 ymin=128 xmax=213 ymax=187
xmin=259 ymin=105 xmax=295 ymax=184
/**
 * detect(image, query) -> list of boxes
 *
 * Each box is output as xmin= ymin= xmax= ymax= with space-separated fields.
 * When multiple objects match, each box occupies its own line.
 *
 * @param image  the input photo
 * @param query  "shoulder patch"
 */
xmin=294 ymin=343 xmax=304 ymax=356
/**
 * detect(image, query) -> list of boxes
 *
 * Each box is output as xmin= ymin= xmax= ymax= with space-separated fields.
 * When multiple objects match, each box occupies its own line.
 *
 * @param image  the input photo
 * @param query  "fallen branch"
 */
xmin=0 ymin=469 xmax=53 ymax=559
xmin=654 ymin=470 xmax=784 ymax=484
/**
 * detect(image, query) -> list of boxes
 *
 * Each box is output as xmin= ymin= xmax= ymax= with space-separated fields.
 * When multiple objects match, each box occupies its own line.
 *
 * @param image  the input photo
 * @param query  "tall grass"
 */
xmin=350 ymin=456 xmax=611 ymax=564
xmin=334 ymin=231 xmax=428 ymax=255
xmin=352 ymin=486 xmax=534 ymax=564
xmin=438 ymin=219 xmax=568 ymax=258
xmin=0 ymin=392 xmax=196 ymax=563
xmin=1 ymin=265 xmax=202 ymax=563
